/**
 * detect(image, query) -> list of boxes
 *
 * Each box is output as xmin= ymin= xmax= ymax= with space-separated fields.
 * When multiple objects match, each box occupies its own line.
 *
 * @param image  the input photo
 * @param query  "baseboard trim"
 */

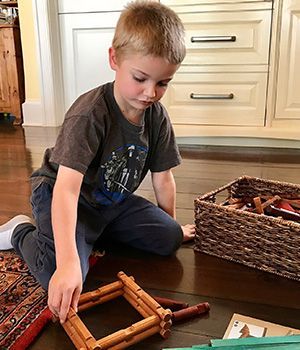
xmin=22 ymin=100 xmax=45 ymax=126
xmin=177 ymin=136 xmax=300 ymax=149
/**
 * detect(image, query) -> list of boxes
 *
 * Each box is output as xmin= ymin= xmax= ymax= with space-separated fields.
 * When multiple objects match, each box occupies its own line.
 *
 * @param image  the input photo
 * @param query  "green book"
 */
xmin=163 ymin=346 xmax=300 ymax=350
xmin=162 ymin=348 xmax=195 ymax=350
xmin=163 ymin=335 xmax=300 ymax=350
xmin=162 ymin=345 xmax=211 ymax=349
xmin=164 ymin=346 xmax=300 ymax=350
xmin=193 ymin=345 xmax=300 ymax=350
xmin=211 ymin=335 xmax=300 ymax=347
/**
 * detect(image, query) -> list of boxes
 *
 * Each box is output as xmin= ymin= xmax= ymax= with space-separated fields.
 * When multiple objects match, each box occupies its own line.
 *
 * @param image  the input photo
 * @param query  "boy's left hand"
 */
xmin=181 ymin=224 xmax=196 ymax=242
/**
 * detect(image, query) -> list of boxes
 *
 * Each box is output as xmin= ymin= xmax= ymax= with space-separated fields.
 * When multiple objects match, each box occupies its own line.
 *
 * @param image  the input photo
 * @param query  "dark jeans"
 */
xmin=11 ymin=182 xmax=183 ymax=290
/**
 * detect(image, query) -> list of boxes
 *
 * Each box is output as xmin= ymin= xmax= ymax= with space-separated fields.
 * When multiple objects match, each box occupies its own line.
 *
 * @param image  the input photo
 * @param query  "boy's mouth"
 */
xmin=139 ymin=100 xmax=153 ymax=106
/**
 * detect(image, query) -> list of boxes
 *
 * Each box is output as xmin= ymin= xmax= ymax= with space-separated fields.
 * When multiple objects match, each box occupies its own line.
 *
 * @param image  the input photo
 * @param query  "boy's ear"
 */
xmin=109 ymin=47 xmax=118 ymax=70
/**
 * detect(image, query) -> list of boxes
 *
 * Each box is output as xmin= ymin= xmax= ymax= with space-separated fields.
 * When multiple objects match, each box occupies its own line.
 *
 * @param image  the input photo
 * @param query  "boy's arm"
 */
xmin=48 ymin=165 xmax=84 ymax=324
xmin=151 ymin=169 xmax=177 ymax=218
xmin=151 ymin=170 xmax=195 ymax=242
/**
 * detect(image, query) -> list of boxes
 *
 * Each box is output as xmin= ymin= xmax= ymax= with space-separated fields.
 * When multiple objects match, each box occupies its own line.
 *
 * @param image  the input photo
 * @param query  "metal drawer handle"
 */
xmin=191 ymin=36 xmax=236 ymax=43
xmin=190 ymin=93 xmax=234 ymax=100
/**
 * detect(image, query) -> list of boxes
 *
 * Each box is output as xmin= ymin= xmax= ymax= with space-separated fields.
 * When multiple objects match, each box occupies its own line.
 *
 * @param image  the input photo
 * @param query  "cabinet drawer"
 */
xmin=162 ymin=72 xmax=268 ymax=126
xmin=162 ymin=0 xmax=269 ymax=4
xmin=178 ymin=10 xmax=271 ymax=65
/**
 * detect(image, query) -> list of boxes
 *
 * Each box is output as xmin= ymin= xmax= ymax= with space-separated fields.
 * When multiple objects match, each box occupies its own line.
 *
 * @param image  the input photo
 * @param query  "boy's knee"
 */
xmin=11 ymin=223 xmax=55 ymax=290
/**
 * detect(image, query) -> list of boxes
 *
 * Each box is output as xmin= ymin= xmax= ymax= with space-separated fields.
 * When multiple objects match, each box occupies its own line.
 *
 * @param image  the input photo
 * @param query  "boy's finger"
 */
xmin=59 ymin=291 xmax=72 ymax=324
xmin=48 ymin=292 xmax=61 ymax=318
xmin=71 ymin=287 xmax=82 ymax=313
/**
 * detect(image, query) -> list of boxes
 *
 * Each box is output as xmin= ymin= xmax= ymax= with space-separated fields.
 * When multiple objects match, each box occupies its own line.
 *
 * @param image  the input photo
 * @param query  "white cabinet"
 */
xmin=58 ymin=1 xmax=128 ymax=111
xmin=161 ymin=1 xmax=272 ymax=129
xmin=58 ymin=0 xmax=126 ymax=13
xmin=59 ymin=12 xmax=119 ymax=110
xmin=274 ymin=0 xmax=300 ymax=120
xmin=162 ymin=0 xmax=265 ymax=4
xmin=160 ymin=0 xmax=300 ymax=142
xmin=55 ymin=0 xmax=300 ymax=142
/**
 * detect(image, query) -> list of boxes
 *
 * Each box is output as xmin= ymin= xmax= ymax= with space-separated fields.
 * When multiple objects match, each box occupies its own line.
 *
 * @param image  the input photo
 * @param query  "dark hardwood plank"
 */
xmin=1 ymin=125 xmax=300 ymax=350
xmin=86 ymin=246 xmax=300 ymax=310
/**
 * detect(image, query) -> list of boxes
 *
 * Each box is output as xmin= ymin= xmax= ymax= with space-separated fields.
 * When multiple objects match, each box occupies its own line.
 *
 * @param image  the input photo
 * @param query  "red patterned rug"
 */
xmin=0 ymin=250 xmax=101 ymax=349
xmin=0 ymin=250 xmax=52 ymax=350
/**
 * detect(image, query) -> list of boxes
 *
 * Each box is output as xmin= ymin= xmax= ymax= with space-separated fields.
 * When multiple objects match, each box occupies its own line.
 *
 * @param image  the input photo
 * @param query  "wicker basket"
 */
xmin=194 ymin=175 xmax=300 ymax=281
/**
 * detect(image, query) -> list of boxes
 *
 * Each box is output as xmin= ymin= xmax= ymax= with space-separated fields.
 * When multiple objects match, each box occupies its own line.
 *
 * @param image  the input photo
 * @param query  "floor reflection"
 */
xmin=0 ymin=125 xmax=59 ymax=223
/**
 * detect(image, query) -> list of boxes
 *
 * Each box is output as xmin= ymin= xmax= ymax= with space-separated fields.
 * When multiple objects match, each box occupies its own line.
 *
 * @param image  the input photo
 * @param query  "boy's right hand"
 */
xmin=47 ymin=259 xmax=82 ymax=324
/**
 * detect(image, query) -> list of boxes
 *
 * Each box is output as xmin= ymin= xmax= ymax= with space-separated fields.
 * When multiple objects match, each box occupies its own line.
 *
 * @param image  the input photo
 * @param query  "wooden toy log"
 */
xmin=123 ymin=286 xmax=155 ymax=317
xmin=78 ymin=290 xmax=123 ymax=313
xmin=96 ymin=315 xmax=160 ymax=349
xmin=117 ymin=271 xmax=172 ymax=322
xmin=171 ymin=302 xmax=210 ymax=322
xmin=159 ymin=319 xmax=172 ymax=332
xmin=62 ymin=272 xmax=173 ymax=350
xmin=261 ymin=195 xmax=281 ymax=210
xmin=152 ymin=295 xmax=189 ymax=311
xmin=253 ymin=196 xmax=263 ymax=214
xmin=123 ymin=287 xmax=172 ymax=338
xmin=123 ymin=287 xmax=152 ymax=319
xmin=79 ymin=281 xmax=123 ymax=305
xmin=64 ymin=307 xmax=100 ymax=350
xmin=108 ymin=325 xmax=163 ymax=350
xmin=63 ymin=318 xmax=88 ymax=350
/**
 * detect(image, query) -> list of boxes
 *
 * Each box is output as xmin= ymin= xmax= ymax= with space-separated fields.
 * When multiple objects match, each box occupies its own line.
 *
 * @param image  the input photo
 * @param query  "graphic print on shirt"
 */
xmin=93 ymin=144 xmax=148 ymax=205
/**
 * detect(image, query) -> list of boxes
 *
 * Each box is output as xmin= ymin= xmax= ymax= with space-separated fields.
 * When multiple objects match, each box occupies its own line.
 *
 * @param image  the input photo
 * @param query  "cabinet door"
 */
xmin=59 ymin=11 xmax=121 ymax=111
xmin=0 ymin=29 xmax=10 ymax=109
xmin=275 ymin=0 xmax=300 ymax=119
xmin=58 ymin=0 xmax=127 ymax=13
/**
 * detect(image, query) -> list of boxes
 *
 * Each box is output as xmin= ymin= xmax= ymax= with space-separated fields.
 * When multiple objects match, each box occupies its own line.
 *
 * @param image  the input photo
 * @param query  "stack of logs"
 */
xmin=62 ymin=271 xmax=210 ymax=350
xmin=223 ymin=195 xmax=300 ymax=223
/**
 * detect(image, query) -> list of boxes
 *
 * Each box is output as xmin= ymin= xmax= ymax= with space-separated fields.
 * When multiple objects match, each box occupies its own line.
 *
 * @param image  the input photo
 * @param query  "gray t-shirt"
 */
xmin=31 ymin=82 xmax=181 ymax=206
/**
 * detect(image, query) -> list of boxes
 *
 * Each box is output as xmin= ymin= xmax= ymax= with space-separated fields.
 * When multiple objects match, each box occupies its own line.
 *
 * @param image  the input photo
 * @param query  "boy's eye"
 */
xmin=133 ymin=76 xmax=145 ymax=83
xmin=158 ymin=81 xmax=169 ymax=87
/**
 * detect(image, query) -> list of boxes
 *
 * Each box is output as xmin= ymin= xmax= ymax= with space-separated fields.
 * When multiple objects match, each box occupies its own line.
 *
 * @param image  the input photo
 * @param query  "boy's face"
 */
xmin=109 ymin=48 xmax=179 ymax=120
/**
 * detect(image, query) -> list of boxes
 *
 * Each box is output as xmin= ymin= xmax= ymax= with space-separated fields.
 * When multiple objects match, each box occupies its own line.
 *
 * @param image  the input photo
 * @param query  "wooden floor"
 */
xmin=1 ymin=123 xmax=300 ymax=350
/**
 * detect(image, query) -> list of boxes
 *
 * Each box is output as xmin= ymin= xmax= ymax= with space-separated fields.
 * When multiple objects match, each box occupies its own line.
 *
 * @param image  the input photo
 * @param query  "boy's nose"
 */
xmin=144 ymin=85 xmax=156 ymax=99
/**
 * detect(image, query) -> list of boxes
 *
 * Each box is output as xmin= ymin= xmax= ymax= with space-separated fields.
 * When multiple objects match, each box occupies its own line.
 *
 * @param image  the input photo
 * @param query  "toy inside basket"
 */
xmin=194 ymin=175 xmax=300 ymax=281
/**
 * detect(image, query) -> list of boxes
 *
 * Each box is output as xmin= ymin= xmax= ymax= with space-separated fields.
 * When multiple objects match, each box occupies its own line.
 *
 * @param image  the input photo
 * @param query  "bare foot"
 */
xmin=181 ymin=224 xmax=196 ymax=242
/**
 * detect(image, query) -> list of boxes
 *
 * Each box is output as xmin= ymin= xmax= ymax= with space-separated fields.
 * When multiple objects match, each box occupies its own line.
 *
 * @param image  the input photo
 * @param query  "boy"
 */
xmin=0 ymin=1 xmax=195 ymax=323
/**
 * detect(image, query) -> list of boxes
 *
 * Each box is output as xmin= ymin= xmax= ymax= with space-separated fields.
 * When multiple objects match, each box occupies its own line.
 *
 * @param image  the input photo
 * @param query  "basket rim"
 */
xmin=195 ymin=175 xmax=300 ymax=202
xmin=195 ymin=199 xmax=300 ymax=228
xmin=194 ymin=175 xmax=300 ymax=228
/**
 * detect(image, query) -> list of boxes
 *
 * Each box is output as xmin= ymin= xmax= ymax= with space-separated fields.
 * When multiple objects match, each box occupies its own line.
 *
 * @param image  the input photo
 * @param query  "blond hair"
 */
xmin=112 ymin=1 xmax=186 ymax=64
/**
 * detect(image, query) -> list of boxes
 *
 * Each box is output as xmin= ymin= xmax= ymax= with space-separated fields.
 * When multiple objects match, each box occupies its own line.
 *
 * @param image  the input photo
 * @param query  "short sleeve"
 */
xmin=50 ymin=115 xmax=102 ymax=175
xmin=149 ymin=104 xmax=181 ymax=172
